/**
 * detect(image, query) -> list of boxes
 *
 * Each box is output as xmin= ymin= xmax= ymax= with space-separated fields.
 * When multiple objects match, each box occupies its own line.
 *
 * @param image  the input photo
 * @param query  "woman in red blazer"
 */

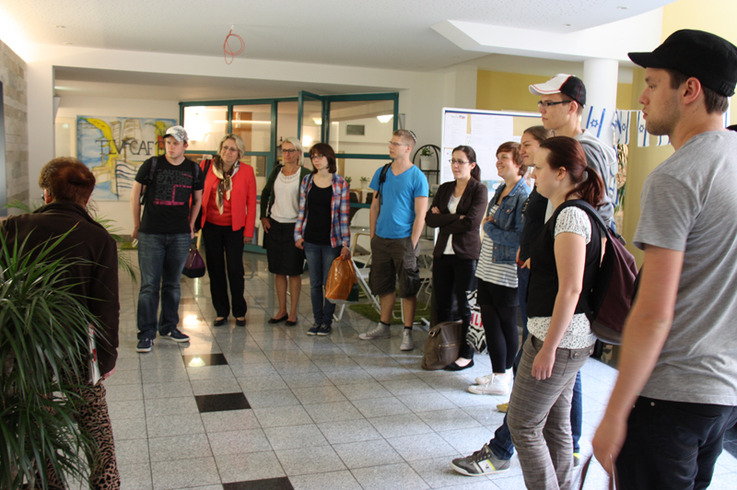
xmin=200 ymin=134 xmax=257 ymax=327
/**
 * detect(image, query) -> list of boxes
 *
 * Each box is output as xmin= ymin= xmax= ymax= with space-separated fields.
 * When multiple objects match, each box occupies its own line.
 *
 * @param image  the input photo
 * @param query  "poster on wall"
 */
xmin=77 ymin=115 xmax=176 ymax=200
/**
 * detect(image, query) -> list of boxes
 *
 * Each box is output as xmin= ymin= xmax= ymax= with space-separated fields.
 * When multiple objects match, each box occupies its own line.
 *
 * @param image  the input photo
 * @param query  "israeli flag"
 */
xmin=636 ymin=111 xmax=649 ymax=147
xmin=584 ymin=106 xmax=608 ymax=139
xmin=612 ymin=110 xmax=631 ymax=145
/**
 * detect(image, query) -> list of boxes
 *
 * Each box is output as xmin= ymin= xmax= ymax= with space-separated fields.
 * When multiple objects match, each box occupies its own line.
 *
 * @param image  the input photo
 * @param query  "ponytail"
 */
xmin=571 ymin=166 xmax=605 ymax=208
xmin=470 ymin=164 xmax=481 ymax=181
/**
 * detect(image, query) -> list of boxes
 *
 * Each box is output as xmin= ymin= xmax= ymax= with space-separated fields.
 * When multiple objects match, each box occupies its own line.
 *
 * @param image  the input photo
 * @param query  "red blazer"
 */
xmin=200 ymin=160 xmax=257 ymax=238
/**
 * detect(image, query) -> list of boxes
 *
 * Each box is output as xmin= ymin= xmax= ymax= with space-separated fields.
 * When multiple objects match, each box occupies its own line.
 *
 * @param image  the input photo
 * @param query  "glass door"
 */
xmin=298 ymin=91 xmax=325 ymax=152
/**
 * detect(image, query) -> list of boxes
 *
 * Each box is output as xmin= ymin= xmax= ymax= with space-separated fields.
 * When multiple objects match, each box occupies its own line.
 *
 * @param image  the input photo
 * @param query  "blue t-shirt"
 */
xmin=370 ymin=164 xmax=429 ymax=239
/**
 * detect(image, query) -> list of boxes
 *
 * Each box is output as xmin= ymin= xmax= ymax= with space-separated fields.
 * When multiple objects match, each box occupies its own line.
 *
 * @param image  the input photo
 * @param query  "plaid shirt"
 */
xmin=294 ymin=173 xmax=351 ymax=248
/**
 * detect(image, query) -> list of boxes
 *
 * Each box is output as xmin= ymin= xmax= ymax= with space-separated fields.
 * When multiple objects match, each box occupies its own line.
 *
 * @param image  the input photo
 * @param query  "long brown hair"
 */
xmin=538 ymin=136 xmax=604 ymax=207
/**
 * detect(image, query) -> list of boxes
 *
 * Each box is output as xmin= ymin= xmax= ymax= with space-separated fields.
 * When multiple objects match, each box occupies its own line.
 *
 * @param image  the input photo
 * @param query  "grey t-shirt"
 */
xmin=576 ymin=131 xmax=618 ymax=226
xmin=634 ymin=130 xmax=737 ymax=406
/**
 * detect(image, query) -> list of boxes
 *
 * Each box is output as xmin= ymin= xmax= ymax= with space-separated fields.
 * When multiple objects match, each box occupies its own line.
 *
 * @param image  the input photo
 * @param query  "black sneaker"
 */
xmin=306 ymin=324 xmax=320 ymax=336
xmin=136 ymin=337 xmax=153 ymax=353
xmin=450 ymin=444 xmax=511 ymax=476
xmin=161 ymin=328 xmax=190 ymax=343
xmin=317 ymin=324 xmax=332 ymax=336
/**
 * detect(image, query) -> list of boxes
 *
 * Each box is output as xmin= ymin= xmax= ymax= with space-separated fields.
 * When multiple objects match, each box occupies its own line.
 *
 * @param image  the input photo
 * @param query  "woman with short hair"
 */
xmin=260 ymin=137 xmax=312 ymax=326
xmin=294 ymin=143 xmax=351 ymax=335
xmin=200 ymin=134 xmax=257 ymax=327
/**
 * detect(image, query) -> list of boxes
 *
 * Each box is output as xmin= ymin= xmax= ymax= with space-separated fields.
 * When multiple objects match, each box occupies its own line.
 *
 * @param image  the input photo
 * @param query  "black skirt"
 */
xmin=263 ymin=218 xmax=305 ymax=276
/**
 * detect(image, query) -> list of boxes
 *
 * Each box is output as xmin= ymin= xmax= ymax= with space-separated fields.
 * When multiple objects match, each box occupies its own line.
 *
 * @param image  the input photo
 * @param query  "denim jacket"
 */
xmin=482 ymin=178 xmax=530 ymax=263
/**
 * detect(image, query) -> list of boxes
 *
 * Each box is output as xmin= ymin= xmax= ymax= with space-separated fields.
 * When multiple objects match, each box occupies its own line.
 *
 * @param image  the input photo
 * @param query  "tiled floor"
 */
xmin=106 ymin=250 xmax=737 ymax=489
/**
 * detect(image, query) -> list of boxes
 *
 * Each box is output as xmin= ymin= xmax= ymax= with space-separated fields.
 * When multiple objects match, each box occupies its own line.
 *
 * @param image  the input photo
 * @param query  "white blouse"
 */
xmin=270 ymin=169 xmax=301 ymax=223
xmin=527 ymin=206 xmax=596 ymax=349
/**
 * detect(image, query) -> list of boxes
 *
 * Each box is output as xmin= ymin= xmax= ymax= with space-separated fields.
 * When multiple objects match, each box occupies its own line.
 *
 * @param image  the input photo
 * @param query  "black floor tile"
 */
xmin=223 ymin=477 xmax=293 ymax=490
xmin=195 ymin=392 xmax=250 ymax=413
xmin=182 ymin=353 xmax=228 ymax=367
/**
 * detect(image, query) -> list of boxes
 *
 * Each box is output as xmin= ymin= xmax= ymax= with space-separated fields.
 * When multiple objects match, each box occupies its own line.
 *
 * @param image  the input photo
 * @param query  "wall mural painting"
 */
xmin=77 ymin=116 xmax=176 ymax=200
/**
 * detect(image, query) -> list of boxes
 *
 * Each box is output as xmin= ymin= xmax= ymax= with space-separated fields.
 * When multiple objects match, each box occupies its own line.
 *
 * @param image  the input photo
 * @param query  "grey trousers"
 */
xmin=508 ymin=336 xmax=592 ymax=490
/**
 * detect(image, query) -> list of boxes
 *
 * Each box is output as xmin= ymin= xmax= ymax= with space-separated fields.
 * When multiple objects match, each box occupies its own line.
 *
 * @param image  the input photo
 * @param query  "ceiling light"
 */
xmin=312 ymin=117 xmax=322 ymax=125
xmin=377 ymin=114 xmax=393 ymax=123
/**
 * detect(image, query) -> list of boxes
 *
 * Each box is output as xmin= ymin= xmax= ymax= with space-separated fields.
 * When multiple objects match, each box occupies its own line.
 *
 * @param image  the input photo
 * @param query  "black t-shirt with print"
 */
xmin=136 ymin=156 xmax=204 ymax=234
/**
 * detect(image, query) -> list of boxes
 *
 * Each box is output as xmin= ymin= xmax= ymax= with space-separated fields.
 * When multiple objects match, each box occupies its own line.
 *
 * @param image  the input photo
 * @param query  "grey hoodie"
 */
xmin=576 ymin=130 xmax=618 ymax=227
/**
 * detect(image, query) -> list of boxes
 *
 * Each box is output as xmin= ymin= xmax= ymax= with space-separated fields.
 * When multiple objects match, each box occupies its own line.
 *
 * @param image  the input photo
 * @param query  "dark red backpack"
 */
xmin=559 ymin=200 xmax=639 ymax=345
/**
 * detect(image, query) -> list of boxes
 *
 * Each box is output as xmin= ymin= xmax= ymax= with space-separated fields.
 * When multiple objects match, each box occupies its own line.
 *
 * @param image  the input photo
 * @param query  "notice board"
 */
xmin=440 ymin=108 xmax=541 ymax=191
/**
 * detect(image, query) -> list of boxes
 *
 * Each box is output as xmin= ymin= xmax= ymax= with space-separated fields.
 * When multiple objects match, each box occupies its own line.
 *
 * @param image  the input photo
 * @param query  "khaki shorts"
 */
xmin=369 ymin=235 xmax=421 ymax=298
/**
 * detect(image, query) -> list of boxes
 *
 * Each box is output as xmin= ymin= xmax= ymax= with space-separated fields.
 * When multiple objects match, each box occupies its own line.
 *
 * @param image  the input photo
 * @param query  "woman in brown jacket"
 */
xmin=425 ymin=145 xmax=488 ymax=370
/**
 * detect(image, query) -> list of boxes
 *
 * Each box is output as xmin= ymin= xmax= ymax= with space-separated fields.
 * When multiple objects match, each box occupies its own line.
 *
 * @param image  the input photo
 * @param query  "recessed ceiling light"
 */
xmin=617 ymin=6 xmax=628 ymax=10
xmin=56 ymin=25 xmax=66 ymax=29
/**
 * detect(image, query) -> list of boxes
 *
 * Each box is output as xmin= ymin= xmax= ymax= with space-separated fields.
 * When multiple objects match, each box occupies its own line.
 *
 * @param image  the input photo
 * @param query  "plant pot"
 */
xmin=420 ymin=155 xmax=434 ymax=170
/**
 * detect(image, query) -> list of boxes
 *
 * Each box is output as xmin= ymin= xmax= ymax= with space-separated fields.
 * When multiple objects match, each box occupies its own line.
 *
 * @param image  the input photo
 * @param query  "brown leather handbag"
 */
xmin=422 ymin=321 xmax=462 ymax=370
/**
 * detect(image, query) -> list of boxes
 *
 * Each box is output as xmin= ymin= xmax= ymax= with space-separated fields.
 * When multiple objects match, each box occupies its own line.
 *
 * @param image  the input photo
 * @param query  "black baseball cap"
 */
xmin=529 ymin=74 xmax=586 ymax=106
xmin=628 ymin=29 xmax=737 ymax=97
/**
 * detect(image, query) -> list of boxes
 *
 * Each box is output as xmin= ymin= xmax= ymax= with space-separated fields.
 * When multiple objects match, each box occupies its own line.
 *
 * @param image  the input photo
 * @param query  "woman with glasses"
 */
xmin=294 ymin=143 xmax=351 ymax=335
xmin=468 ymin=142 xmax=530 ymax=396
xmin=425 ymin=145 xmax=487 ymax=370
xmin=260 ymin=137 xmax=312 ymax=326
xmin=200 ymin=134 xmax=257 ymax=327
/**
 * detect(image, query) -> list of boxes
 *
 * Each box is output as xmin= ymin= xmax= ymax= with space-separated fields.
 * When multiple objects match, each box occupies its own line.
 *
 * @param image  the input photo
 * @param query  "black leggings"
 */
xmin=478 ymin=280 xmax=518 ymax=373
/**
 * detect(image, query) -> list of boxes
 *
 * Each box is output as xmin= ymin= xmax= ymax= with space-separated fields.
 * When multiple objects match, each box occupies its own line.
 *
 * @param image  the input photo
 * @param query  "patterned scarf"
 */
xmin=212 ymin=156 xmax=236 ymax=215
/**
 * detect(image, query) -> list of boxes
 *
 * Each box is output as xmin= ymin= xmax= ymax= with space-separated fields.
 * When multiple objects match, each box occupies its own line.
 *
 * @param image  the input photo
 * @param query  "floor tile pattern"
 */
xmin=101 ymin=250 xmax=737 ymax=489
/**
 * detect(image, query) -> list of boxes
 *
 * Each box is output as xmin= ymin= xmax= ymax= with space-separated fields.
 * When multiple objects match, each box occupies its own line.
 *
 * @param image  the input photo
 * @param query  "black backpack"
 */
xmin=557 ymin=200 xmax=639 ymax=345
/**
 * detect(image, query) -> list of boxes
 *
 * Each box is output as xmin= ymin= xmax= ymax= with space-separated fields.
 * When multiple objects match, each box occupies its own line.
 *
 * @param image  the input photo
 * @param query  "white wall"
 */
xmin=24 ymin=43 xmax=473 ymax=232
xmin=55 ymin=95 xmax=179 ymax=233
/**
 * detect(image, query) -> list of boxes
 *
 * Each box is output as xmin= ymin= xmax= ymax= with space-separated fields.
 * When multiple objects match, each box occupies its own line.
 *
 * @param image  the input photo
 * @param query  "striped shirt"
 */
xmin=475 ymin=204 xmax=517 ymax=288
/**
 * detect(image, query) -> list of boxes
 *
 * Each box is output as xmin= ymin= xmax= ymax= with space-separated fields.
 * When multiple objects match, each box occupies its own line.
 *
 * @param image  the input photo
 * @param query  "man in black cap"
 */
xmin=593 ymin=29 xmax=737 ymax=488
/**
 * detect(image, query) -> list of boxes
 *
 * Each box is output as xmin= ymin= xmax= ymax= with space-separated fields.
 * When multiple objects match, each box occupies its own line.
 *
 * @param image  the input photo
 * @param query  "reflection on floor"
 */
xmin=104 ymin=251 xmax=737 ymax=489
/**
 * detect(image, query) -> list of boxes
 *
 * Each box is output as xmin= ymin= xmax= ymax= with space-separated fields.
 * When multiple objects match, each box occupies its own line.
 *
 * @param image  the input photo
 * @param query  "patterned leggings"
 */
xmin=45 ymin=382 xmax=120 ymax=489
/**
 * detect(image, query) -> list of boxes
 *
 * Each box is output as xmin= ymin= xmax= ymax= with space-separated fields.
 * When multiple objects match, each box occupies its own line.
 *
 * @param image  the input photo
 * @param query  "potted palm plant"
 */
xmin=0 ymin=232 xmax=99 ymax=489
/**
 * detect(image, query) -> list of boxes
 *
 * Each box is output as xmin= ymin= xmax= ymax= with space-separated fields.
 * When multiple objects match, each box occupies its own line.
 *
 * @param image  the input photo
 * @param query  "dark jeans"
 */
xmin=432 ymin=255 xmax=476 ymax=359
xmin=617 ymin=396 xmax=737 ymax=490
xmin=490 ymin=370 xmax=583 ymax=460
xmin=137 ymin=232 xmax=190 ymax=340
xmin=202 ymin=222 xmax=247 ymax=318
xmin=303 ymin=241 xmax=341 ymax=326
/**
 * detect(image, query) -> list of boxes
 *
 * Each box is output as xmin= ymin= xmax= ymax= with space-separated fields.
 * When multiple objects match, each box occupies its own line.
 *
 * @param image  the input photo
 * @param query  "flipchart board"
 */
xmin=440 ymin=108 xmax=541 ymax=194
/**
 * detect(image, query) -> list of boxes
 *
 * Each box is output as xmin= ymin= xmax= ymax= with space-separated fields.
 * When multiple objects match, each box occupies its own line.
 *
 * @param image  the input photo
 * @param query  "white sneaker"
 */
xmin=400 ymin=329 xmax=414 ymax=351
xmin=359 ymin=322 xmax=391 ymax=340
xmin=475 ymin=373 xmax=494 ymax=385
xmin=468 ymin=373 xmax=511 ymax=396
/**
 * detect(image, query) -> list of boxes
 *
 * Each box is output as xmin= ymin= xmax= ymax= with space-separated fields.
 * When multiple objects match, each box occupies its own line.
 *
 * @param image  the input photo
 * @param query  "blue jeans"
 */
xmin=304 ymin=242 xmax=341 ymax=326
xmin=617 ymin=397 xmax=737 ymax=489
xmin=490 ymin=369 xmax=583 ymax=460
xmin=137 ymin=232 xmax=191 ymax=340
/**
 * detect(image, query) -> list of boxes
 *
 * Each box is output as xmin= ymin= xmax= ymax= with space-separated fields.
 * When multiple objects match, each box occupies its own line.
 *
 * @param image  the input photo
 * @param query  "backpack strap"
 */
xmin=139 ymin=156 xmax=158 ymax=205
xmin=377 ymin=163 xmax=391 ymax=206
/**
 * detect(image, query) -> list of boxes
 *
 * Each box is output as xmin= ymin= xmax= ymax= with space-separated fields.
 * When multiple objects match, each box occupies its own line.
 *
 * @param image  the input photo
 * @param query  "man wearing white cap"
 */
xmin=131 ymin=125 xmax=204 ymax=353
xmin=593 ymin=29 xmax=737 ymax=488
xmin=529 ymin=74 xmax=618 ymax=229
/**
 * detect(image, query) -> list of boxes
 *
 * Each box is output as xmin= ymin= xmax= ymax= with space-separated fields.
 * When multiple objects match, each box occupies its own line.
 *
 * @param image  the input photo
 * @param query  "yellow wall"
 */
xmin=662 ymin=0 xmax=737 ymax=123
xmin=476 ymin=71 xmax=547 ymax=112
xmin=477 ymin=69 xmax=634 ymax=112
